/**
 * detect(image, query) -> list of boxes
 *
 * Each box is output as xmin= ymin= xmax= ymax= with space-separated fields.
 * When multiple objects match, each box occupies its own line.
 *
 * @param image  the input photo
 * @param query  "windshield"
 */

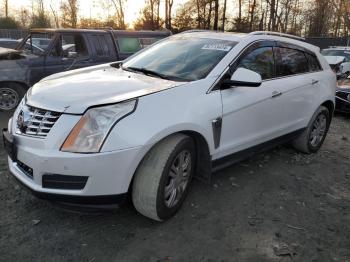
xmin=123 ymin=37 xmax=237 ymax=81
xmin=321 ymin=49 xmax=350 ymax=61
xmin=18 ymin=33 xmax=54 ymax=55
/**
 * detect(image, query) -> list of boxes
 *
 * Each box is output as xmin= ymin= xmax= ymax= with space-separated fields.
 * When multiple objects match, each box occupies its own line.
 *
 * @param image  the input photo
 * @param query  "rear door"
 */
xmin=273 ymin=42 xmax=321 ymax=131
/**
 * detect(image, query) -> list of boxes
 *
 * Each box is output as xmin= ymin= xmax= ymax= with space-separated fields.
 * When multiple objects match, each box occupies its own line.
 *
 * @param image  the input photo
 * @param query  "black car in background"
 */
xmin=0 ymin=28 xmax=171 ymax=111
xmin=336 ymin=78 xmax=350 ymax=113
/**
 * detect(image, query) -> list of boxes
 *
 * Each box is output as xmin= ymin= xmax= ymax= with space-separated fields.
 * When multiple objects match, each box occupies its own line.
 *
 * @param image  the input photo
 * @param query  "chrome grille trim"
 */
xmin=16 ymin=104 xmax=61 ymax=138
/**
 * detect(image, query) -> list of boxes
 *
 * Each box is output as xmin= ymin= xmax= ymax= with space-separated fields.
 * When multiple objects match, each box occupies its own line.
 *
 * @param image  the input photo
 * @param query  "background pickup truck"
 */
xmin=0 ymin=28 xmax=171 ymax=111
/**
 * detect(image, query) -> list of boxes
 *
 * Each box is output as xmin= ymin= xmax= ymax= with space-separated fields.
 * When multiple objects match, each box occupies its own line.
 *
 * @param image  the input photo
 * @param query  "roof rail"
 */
xmin=179 ymin=29 xmax=218 ymax=34
xmin=249 ymin=31 xmax=305 ymax=41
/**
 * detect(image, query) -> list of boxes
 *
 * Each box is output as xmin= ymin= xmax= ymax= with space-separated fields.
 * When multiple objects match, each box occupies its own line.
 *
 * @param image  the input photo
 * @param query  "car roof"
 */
xmin=30 ymin=28 xmax=171 ymax=36
xmin=175 ymin=30 xmax=319 ymax=53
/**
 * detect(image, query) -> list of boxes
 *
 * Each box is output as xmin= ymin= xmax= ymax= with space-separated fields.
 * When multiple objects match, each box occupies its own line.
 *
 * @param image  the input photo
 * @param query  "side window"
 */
xmin=305 ymin=53 xmax=322 ymax=72
xmin=277 ymin=47 xmax=308 ymax=76
xmin=90 ymin=34 xmax=111 ymax=57
xmin=50 ymin=34 xmax=88 ymax=57
xmin=237 ymin=47 xmax=275 ymax=80
xmin=118 ymin=37 xmax=141 ymax=53
xmin=139 ymin=38 xmax=158 ymax=48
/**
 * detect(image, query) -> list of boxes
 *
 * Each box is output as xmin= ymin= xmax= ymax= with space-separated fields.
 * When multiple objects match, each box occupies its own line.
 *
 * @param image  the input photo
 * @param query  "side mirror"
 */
xmin=222 ymin=68 xmax=262 ymax=88
xmin=67 ymin=51 xmax=78 ymax=59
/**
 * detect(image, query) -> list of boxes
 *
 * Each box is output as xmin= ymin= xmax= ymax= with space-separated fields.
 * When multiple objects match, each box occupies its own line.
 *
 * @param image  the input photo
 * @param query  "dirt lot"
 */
xmin=0 ymin=111 xmax=349 ymax=262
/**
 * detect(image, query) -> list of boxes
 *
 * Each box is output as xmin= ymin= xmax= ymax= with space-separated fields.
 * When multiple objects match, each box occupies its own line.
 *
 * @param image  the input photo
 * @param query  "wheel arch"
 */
xmin=321 ymin=100 xmax=335 ymax=117
xmin=128 ymin=129 xmax=212 ymax=194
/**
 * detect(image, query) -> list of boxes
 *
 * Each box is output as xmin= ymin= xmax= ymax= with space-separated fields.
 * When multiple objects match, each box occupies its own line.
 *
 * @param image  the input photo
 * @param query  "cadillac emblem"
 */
xmin=17 ymin=106 xmax=31 ymax=133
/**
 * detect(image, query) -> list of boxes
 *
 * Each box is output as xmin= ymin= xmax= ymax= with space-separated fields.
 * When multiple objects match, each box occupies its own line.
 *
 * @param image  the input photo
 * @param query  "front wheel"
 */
xmin=292 ymin=106 xmax=331 ymax=154
xmin=132 ymin=134 xmax=195 ymax=221
xmin=0 ymin=83 xmax=26 ymax=111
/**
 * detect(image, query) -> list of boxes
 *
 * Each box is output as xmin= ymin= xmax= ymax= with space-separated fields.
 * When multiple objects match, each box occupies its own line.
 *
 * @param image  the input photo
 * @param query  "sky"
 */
xmin=8 ymin=0 xmax=188 ymax=26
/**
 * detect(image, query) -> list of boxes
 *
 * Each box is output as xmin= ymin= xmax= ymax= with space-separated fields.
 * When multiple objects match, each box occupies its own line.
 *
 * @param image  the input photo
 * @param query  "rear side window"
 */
xmin=277 ymin=47 xmax=308 ymax=76
xmin=118 ymin=37 xmax=141 ymax=53
xmin=139 ymin=38 xmax=159 ymax=48
xmin=237 ymin=47 xmax=275 ymax=80
xmin=90 ymin=34 xmax=112 ymax=57
xmin=305 ymin=53 xmax=322 ymax=72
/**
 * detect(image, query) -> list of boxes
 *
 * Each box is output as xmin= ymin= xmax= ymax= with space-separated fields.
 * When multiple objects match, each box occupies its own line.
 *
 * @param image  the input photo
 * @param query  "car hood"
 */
xmin=26 ymin=64 xmax=186 ymax=114
xmin=324 ymin=56 xmax=345 ymax=65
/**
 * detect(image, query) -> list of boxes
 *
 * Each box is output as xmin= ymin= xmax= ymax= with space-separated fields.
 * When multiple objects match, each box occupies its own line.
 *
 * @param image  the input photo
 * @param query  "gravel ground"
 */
xmin=0 ymin=112 xmax=349 ymax=262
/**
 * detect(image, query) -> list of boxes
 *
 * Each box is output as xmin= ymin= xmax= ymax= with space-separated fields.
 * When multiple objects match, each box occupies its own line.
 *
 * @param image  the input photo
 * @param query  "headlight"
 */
xmin=61 ymin=100 xmax=137 ymax=153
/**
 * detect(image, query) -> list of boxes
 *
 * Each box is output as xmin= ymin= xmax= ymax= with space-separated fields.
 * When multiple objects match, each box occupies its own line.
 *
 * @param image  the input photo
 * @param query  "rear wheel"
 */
xmin=132 ymin=134 xmax=195 ymax=221
xmin=0 ymin=83 xmax=26 ymax=111
xmin=292 ymin=106 xmax=331 ymax=154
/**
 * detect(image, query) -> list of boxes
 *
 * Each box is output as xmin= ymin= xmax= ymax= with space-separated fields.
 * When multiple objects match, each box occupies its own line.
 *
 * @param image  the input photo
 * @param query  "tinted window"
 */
xmin=238 ymin=47 xmax=274 ymax=80
xmin=305 ymin=53 xmax=322 ymax=72
xmin=90 ymin=34 xmax=111 ymax=57
xmin=277 ymin=47 xmax=308 ymax=76
xmin=118 ymin=37 xmax=141 ymax=53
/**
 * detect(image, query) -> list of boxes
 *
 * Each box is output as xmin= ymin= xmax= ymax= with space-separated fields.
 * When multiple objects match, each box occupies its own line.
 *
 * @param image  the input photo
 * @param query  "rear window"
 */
xmin=118 ymin=37 xmax=141 ymax=53
xmin=277 ymin=47 xmax=308 ymax=76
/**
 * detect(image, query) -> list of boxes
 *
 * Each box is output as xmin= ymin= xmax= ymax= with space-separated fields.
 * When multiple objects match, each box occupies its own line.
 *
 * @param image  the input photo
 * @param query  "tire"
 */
xmin=132 ymin=134 xmax=196 ymax=221
xmin=0 ymin=83 xmax=26 ymax=111
xmin=292 ymin=106 xmax=331 ymax=154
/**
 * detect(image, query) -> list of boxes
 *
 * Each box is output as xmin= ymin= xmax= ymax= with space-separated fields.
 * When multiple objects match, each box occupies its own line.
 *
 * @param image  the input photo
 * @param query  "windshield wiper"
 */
xmin=123 ymin=66 xmax=169 ymax=80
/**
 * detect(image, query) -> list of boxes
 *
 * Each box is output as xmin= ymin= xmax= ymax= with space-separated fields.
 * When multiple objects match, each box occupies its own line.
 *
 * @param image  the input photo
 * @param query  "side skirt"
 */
xmin=212 ymin=128 xmax=305 ymax=172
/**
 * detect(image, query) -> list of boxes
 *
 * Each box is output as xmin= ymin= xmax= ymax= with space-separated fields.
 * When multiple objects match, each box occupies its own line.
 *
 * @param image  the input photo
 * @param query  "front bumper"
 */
xmin=335 ymin=90 xmax=350 ymax=113
xmin=4 ymin=128 xmax=147 ymax=205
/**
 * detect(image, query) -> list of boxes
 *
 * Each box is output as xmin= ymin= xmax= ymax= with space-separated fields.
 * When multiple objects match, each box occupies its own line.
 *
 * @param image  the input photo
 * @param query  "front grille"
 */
xmin=42 ymin=174 xmax=88 ymax=190
xmin=16 ymin=105 xmax=61 ymax=137
xmin=17 ymin=160 xmax=33 ymax=179
xmin=336 ymin=91 xmax=350 ymax=101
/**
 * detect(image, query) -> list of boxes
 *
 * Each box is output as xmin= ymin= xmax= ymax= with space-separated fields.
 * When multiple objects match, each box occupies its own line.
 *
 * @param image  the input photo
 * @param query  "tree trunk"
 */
xmin=207 ymin=1 xmax=212 ymax=29
xmin=249 ymin=0 xmax=256 ymax=31
xmin=222 ymin=0 xmax=227 ymax=31
xmin=213 ymin=0 xmax=219 ymax=30
xmin=238 ymin=0 xmax=242 ymax=31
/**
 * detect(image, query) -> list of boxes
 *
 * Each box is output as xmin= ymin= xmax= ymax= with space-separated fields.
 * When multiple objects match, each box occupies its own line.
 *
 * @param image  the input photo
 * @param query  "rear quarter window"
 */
xmin=305 ymin=53 xmax=322 ymax=72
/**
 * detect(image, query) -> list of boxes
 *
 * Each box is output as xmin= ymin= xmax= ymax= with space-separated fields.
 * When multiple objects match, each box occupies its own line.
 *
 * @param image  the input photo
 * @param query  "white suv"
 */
xmin=3 ymin=31 xmax=336 ymax=221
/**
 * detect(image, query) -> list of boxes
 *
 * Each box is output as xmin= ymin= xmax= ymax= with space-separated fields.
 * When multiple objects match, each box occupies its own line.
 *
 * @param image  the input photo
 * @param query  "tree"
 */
xmin=213 ymin=0 xmax=219 ymax=30
xmin=0 ymin=17 xmax=19 ymax=29
xmin=222 ymin=0 xmax=227 ymax=31
xmin=60 ymin=0 xmax=78 ymax=28
xmin=31 ymin=0 xmax=51 ymax=28
xmin=133 ymin=0 xmax=162 ymax=30
xmin=111 ymin=0 xmax=127 ymax=29
xmin=3 ymin=0 xmax=8 ymax=17
xmin=165 ymin=0 xmax=174 ymax=30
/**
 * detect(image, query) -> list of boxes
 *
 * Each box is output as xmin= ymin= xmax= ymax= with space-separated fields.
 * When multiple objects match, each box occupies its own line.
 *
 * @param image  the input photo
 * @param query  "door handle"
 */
xmin=271 ymin=91 xmax=282 ymax=98
xmin=311 ymin=79 xmax=319 ymax=85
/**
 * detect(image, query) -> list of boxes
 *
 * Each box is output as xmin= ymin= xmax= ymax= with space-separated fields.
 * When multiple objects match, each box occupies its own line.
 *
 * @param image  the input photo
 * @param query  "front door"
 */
xmin=216 ymin=44 xmax=287 ymax=159
xmin=44 ymin=33 xmax=91 ymax=77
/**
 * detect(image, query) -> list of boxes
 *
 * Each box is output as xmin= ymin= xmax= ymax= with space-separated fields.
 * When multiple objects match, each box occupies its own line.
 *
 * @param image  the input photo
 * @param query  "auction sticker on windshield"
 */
xmin=201 ymin=44 xmax=232 ymax=52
